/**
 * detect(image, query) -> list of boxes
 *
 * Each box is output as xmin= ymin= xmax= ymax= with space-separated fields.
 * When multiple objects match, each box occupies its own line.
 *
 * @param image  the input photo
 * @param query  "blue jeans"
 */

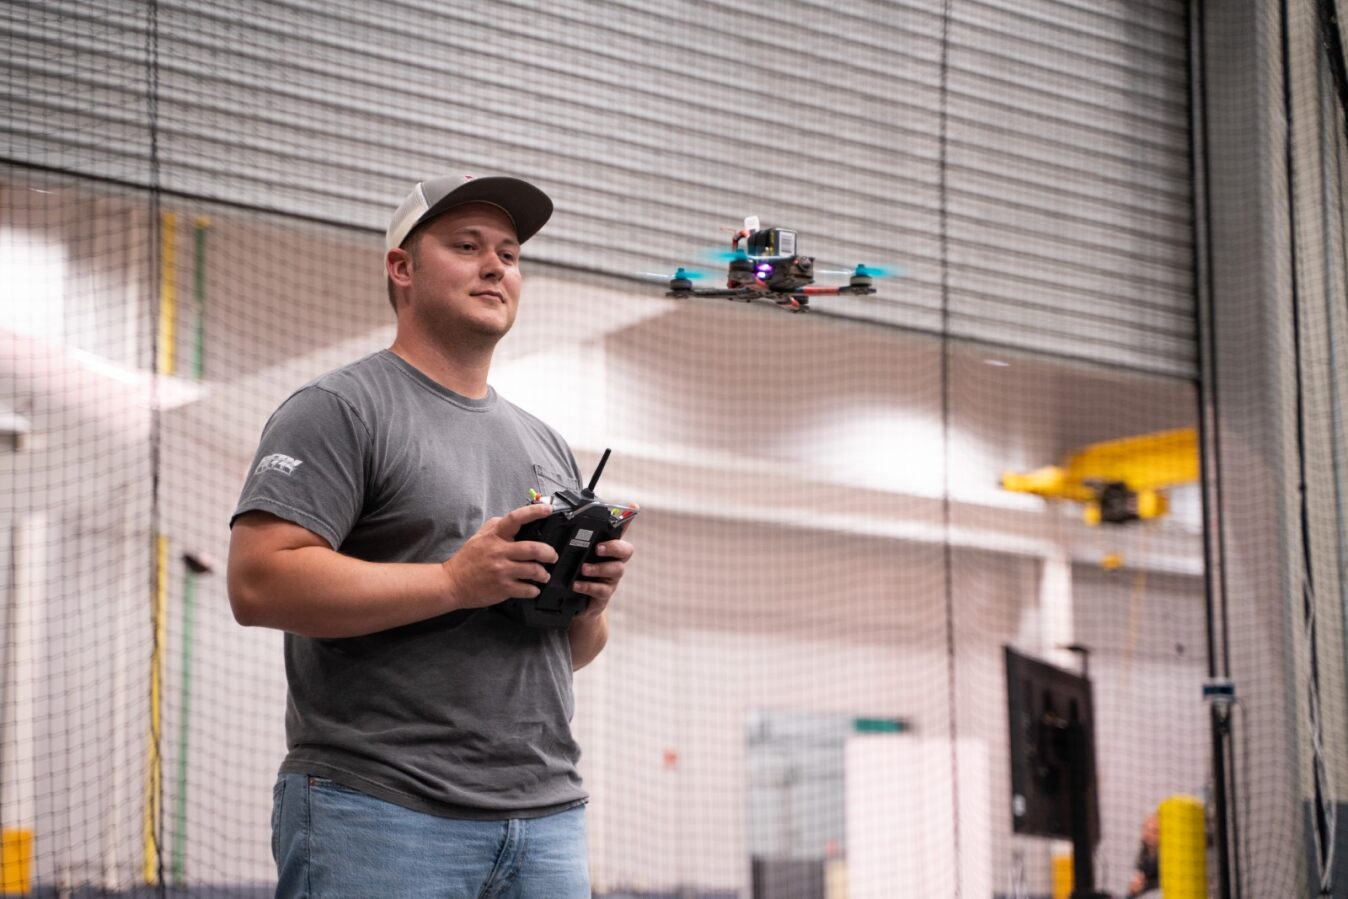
xmin=271 ymin=772 xmax=590 ymax=898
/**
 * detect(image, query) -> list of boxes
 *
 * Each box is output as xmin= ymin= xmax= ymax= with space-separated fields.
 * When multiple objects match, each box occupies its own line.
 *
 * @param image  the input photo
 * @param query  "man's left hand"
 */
xmin=572 ymin=536 xmax=634 ymax=620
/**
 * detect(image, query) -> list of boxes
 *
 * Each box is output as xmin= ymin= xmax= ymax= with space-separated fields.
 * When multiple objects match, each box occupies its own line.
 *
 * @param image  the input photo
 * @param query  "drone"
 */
xmin=655 ymin=217 xmax=894 ymax=312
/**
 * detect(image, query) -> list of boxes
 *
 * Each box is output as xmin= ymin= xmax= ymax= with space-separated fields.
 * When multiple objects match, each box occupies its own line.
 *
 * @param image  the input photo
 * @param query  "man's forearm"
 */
xmin=569 ymin=611 xmax=609 ymax=670
xmin=230 ymin=543 xmax=460 ymax=638
xmin=230 ymin=504 xmax=560 ymax=639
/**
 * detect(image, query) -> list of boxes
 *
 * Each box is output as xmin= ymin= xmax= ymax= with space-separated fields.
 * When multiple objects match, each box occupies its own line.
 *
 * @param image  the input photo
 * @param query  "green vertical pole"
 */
xmin=172 ymin=553 xmax=209 ymax=888
xmin=170 ymin=568 xmax=196 ymax=887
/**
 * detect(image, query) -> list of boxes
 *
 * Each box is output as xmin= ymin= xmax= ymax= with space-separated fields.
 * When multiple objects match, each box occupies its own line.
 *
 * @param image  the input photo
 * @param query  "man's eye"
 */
xmin=500 ymin=252 xmax=517 ymax=264
xmin=456 ymin=242 xmax=476 ymax=252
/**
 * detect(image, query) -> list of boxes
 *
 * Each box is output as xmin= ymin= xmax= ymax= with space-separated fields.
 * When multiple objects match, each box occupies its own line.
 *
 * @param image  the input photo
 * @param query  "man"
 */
xmin=227 ymin=174 xmax=634 ymax=898
xmin=1127 ymin=812 xmax=1160 ymax=896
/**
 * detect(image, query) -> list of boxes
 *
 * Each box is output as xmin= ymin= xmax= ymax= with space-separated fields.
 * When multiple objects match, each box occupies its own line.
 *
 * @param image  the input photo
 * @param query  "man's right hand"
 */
xmin=443 ymin=502 xmax=559 ymax=609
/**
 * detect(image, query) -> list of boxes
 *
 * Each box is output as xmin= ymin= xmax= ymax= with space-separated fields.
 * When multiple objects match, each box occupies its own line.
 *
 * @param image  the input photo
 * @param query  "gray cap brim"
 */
xmin=385 ymin=175 xmax=553 ymax=252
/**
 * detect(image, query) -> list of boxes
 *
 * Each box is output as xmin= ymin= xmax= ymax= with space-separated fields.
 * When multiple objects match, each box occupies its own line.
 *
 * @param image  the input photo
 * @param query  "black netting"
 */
xmin=3 ymin=2 xmax=1341 ymax=898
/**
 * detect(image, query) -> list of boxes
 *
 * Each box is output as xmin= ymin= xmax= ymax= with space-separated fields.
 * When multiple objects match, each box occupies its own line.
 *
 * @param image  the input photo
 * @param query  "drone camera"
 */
xmin=746 ymin=227 xmax=797 ymax=259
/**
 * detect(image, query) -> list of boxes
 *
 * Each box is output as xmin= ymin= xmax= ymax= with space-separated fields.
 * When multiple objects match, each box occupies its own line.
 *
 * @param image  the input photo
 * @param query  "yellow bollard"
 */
xmin=1159 ymin=794 xmax=1206 ymax=898
xmin=144 ymin=533 xmax=169 ymax=884
xmin=1051 ymin=848 xmax=1073 ymax=899
xmin=0 ymin=828 xmax=32 ymax=895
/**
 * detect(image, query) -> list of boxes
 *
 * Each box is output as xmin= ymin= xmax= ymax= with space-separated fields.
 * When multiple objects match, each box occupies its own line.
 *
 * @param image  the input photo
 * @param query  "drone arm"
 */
xmin=800 ymin=285 xmax=877 ymax=296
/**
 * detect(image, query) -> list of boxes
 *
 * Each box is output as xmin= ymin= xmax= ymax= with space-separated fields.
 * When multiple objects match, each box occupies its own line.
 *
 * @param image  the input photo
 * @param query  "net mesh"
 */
xmin=1 ymin=1 xmax=1342 ymax=898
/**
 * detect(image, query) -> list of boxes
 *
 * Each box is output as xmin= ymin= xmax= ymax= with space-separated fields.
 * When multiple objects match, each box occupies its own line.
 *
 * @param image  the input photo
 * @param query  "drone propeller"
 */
xmin=637 ymin=267 xmax=709 ymax=282
xmin=815 ymin=263 xmax=904 ymax=280
xmin=705 ymin=249 xmax=750 ymax=265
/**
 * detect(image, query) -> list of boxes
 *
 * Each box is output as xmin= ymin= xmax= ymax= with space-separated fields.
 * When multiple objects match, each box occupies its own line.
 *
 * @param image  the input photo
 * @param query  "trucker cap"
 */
xmin=385 ymin=174 xmax=553 ymax=252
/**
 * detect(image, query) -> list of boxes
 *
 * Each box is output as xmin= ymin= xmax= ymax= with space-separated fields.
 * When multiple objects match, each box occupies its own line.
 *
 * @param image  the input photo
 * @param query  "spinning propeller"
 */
xmin=637 ymin=267 xmax=709 ymax=282
xmin=815 ymin=263 xmax=903 ymax=280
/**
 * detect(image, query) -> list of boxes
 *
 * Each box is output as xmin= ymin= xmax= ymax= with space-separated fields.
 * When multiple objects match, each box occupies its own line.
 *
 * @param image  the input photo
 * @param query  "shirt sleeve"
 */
xmin=231 ymin=385 xmax=371 ymax=550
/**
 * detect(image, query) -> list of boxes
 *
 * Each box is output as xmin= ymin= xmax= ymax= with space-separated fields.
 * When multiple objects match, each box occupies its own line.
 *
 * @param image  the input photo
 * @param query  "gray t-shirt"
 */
xmin=232 ymin=350 xmax=587 ymax=819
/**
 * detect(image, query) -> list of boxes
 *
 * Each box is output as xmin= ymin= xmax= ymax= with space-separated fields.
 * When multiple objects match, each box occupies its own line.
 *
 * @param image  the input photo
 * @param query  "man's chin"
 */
xmin=457 ymin=313 xmax=515 ymax=344
xmin=421 ymin=306 xmax=514 ymax=344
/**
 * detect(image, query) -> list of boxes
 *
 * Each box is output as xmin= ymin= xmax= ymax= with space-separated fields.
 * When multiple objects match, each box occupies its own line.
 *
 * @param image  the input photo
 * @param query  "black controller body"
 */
xmin=499 ymin=488 xmax=637 ymax=628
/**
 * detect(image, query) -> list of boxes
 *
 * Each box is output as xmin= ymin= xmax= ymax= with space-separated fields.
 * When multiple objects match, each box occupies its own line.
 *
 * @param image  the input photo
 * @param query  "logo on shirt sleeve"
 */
xmin=255 ymin=453 xmax=304 ymax=476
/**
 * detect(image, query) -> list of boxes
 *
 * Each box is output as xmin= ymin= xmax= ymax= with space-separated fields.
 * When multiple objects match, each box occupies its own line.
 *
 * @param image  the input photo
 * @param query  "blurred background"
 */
xmin=1 ymin=1 xmax=1347 ymax=896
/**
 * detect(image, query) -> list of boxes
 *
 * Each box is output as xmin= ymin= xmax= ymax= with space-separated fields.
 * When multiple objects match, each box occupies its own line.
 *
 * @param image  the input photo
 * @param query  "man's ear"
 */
xmin=386 ymin=246 xmax=415 ymax=288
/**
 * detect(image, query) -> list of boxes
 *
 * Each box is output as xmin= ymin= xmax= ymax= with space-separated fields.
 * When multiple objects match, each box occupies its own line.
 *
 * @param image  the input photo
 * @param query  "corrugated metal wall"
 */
xmin=2 ymin=0 xmax=1194 ymax=375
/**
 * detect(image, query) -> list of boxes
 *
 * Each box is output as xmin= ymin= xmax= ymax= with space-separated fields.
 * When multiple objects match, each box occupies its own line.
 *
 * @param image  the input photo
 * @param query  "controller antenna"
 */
xmin=585 ymin=448 xmax=612 ymax=495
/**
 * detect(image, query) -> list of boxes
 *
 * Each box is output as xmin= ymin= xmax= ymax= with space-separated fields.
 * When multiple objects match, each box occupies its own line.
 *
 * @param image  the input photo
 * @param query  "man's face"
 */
xmin=1142 ymin=815 xmax=1159 ymax=848
xmin=394 ymin=202 xmax=523 ymax=343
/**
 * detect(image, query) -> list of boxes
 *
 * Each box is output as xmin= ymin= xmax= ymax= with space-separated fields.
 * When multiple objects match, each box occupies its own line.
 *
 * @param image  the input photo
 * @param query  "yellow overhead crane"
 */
xmin=1001 ymin=427 xmax=1199 ymax=526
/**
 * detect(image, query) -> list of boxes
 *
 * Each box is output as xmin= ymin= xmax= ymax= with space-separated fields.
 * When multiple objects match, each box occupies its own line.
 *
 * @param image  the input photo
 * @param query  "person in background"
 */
xmin=1127 ymin=812 xmax=1160 ymax=897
